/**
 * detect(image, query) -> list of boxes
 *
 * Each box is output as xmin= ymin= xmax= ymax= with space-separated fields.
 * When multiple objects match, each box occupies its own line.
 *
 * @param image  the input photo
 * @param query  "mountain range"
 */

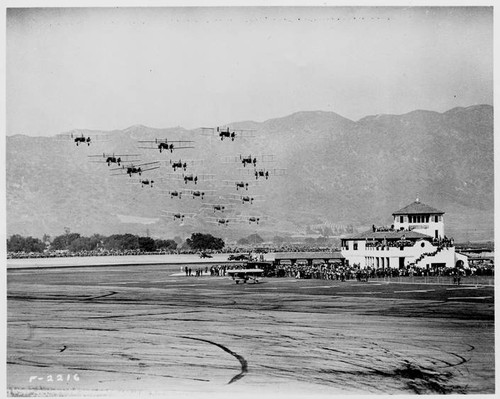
xmin=6 ymin=104 xmax=494 ymax=243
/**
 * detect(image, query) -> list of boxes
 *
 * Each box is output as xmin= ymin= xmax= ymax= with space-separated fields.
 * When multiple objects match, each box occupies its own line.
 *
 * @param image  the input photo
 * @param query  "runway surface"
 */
xmin=7 ymin=264 xmax=495 ymax=397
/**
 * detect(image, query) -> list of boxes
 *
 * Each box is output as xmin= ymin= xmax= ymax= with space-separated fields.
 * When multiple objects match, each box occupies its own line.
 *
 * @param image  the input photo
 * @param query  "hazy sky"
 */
xmin=6 ymin=6 xmax=493 ymax=136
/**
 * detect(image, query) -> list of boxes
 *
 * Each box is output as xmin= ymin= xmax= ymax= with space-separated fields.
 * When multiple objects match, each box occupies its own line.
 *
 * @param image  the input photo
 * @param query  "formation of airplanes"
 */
xmin=61 ymin=125 xmax=289 ymax=284
xmin=66 ymin=125 xmax=287 ymax=235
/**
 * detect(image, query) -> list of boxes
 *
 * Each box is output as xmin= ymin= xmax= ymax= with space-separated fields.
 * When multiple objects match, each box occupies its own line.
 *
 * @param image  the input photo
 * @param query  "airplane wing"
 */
xmin=57 ymin=132 xmax=110 ymax=143
xmin=139 ymin=165 xmax=161 ymax=173
xmin=88 ymin=154 xmax=141 ymax=163
xmin=199 ymin=127 xmax=256 ymax=139
xmin=227 ymin=268 xmax=264 ymax=274
xmin=87 ymin=153 xmax=141 ymax=157
xmin=223 ymin=193 xmax=244 ymax=199
xmin=270 ymin=168 xmax=287 ymax=176
xmin=219 ymin=180 xmax=259 ymax=187
xmin=259 ymin=154 xmax=276 ymax=162
xmin=205 ymin=220 xmax=227 ymax=225
xmin=134 ymin=161 xmax=160 ymax=167
xmin=198 ymin=174 xmax=216 ymax=181
xmin=171 ymin=145 xmax=196 ymax=150
xmin=221 ymin=156 xmax=240 ymax=163
xmin=138 ymin=138 xmax=194 ymax=143
xmin=224 ymin=193 xmax=264 ymax=199
xmin=199 ymin=127 xmax=216 ymax=136
xmin=162 ymin=174 xmax=184 ymax=180
xmin=222 ymin=154 xmax=275 ymax=164
xmin=139 ymin=144 xmax=195 ymax=151
xmin=239 ymin=168 xmax=287 ymax=176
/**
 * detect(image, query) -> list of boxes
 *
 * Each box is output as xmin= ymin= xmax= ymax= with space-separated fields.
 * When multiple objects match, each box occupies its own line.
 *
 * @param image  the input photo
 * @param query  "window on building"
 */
xmin=434 ymin=215 xmax=439 ymax=223
xmin=400 ymin=216 xmax=404 ymax=223
xmin=353 ymin=243 xmax=358 ymax=250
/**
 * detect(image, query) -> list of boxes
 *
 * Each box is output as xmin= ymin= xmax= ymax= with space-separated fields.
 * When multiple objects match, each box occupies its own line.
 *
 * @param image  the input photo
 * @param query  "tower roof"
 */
xmin=392 ymin=200 xmax=444 ymax=216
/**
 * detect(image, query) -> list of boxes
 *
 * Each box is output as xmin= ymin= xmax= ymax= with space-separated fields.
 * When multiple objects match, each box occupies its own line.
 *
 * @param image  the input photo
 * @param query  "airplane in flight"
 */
xmin=164 ymin=173 xmax=215 ymax=185
xmin=240 ymin=168 xmax=287 ymax=180
xmin=138 ymin=138 xmax=195 ymax=153
xmin=111 ymin=161 xmax=160 ymax=177
xmin=184 ymin=189 xmax=216 ymax=200
xmin=158 ymin=190 xmax=183 ymax=199
xmin=58 ymin=132 xmax=109 ymax=146
xmin=200 ymin=126 xmax=256 ymax=141
xmin=88 ymin=153 xmax=140 ymax=166
xmin=221 ymin=180 xmax=259 ymax=191
xmin=167 ymin=159 xmax=204 ymax=172
xmin=127 ymin=178 xmax=155 ymax=188
xmin=223 ymin=154 xmax=275 ymax=168
xmin=162 ymin=211 xmax=196 ymax=222
xmin=206 ymin=217 xmax=239 ymax=226
xmin=226 ymin=194 xmax=264 ymax=205
xmin=201 ymin=203 xmax=233 ymax=213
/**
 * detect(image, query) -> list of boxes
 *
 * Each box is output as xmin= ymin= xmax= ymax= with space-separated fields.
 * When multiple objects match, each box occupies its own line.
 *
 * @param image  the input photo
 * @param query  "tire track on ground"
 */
xmin=179 ymin=336 xmax=248 ymax=384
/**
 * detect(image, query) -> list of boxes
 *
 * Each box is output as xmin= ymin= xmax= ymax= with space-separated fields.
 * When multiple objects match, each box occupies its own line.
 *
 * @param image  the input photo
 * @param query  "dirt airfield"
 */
xmin=7 ymin=262 xmax=494 ymax=397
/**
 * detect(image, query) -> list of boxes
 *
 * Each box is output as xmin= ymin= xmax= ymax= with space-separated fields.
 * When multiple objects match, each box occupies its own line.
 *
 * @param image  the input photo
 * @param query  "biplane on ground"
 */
xmin=88 ymin=153 xmax=140 ymax=166
xmin=200 ymin=126 xmax=256 ymax=141
xmin=227 ymin=268 xmax=264 ymax=284
xmin=138 ymin=138 xmax=195 ymax=153
xmin=110 ymin=161 xmax=160 ymax=177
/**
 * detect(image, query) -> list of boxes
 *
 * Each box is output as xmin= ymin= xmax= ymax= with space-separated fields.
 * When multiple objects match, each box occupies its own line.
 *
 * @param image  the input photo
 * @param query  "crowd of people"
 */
xmin=6 ymin=245 xmax=338 ymax=259
xmin=182 ymin=264 xmax=241 ymax=277
xmin=272 ymin=261 xmax=494 ymax=280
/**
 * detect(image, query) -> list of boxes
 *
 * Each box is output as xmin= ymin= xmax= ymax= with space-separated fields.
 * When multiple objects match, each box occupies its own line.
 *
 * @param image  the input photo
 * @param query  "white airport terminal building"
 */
xmin=340 ymin=199 xmax=468 ymax=271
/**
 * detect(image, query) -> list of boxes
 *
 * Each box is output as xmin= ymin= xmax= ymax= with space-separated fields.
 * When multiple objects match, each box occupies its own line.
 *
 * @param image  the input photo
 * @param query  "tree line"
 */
xmin=7 ymin=232 xmax=225 ymax=253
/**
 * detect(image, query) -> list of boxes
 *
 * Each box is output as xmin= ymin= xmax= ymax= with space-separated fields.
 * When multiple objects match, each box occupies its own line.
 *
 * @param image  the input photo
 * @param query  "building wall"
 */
xmin=393 ymin=214 xmax=444 ymax=238
xmin=417 ymin=247 xmax=455 ymax=269
xmin=455 ymin=252 xmax=470 ymax=268
xmin=341 ymin=239 xmax=456 ymax=269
